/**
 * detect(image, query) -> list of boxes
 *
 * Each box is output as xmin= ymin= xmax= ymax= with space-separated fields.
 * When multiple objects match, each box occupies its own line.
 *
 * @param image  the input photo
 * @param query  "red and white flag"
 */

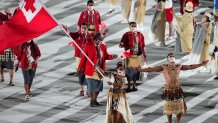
xmin=119 ymin=50 xmax=131 ymax=59
xmin=0 ymin=0 xmax=58 ymax=51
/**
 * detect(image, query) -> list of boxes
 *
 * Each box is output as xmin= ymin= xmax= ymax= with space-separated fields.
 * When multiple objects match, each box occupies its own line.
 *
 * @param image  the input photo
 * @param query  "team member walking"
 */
xmin=15 ymin=40 xmax=41 ymax=101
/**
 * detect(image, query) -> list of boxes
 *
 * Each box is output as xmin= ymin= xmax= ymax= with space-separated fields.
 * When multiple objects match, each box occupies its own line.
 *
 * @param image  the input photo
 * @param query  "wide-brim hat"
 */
xmin=185 ymin=2 xmax=193 ymax=12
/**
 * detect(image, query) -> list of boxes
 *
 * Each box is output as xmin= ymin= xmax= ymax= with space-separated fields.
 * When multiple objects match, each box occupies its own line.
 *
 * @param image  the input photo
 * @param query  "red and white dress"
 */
xmin=165 ymin=0 xmax=173 ymax=23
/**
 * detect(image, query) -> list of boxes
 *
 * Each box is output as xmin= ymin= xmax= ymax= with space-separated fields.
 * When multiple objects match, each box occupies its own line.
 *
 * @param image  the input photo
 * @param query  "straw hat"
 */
xmin=185 ymin=2 xmax=193 ymax=12
xmin=204 ymin=12 xmax=212 ymax=19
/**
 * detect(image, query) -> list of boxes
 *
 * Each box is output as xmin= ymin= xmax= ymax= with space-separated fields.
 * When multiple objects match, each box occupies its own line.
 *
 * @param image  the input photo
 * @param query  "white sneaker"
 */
xmin=154 ymin=42 xmax=161 ymax=46
xmin=165 ymin=36 xmax=173 ymax=41
xmin=155 ymin=42 xmax=166 ymax=47
xmin=25 ymin=95 xmax=30 ymax=101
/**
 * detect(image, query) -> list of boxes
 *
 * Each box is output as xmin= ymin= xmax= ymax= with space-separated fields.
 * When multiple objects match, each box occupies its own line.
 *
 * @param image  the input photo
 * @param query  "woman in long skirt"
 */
xmin=188 ymin=12 xmax=212 ymax=66
xmin=175 ymin=2 xmax=194 ymax=53
xmin=150 ymin=0 xmax=166 ymax=46
xmin=105 ymin=61 xmax=134 ymax=123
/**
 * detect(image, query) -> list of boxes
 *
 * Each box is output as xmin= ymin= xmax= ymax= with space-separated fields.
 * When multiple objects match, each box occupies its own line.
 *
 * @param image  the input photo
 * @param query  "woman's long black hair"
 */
xmin=21 ymin=40 xmax=38 ymax=58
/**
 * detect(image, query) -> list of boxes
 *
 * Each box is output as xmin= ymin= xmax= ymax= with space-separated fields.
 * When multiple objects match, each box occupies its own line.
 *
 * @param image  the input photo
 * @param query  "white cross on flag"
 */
xmin=20 ymin=0 xmax=43 ymax=23
xmin=0 ymin=0 xmax=58 ymax=51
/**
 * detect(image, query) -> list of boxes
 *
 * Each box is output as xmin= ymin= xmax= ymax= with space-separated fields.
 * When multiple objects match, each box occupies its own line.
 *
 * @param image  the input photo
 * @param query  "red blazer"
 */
xmin=120 ymin=31 xmax=147 ymax=61
xmin=78 ymin=9 xmax=101 ymax=33
xmin=70 ymin=32 xmax=94 ymax=58
xmin=78 ymin=42 xmax=113 ymax=76
xmin=15 ymin=42 xmax=41 ymax=69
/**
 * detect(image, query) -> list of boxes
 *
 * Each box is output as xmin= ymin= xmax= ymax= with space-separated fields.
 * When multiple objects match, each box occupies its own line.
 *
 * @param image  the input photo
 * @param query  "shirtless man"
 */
xmin=136 ymin=53 xmax=208 ymax=123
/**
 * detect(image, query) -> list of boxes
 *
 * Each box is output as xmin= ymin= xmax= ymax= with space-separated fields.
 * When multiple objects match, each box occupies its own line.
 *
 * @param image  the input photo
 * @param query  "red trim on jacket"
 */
xmin=15 ymin=42 xmax=41 ymax=69
xmin=77 ymin=42 xmax=113 ymax=76
xmin=120 ymin=31 xmax=147 ymax=61
xmin=69 ymin=32 xmax=94 ymax=58
xmin=78 ymin=9 xmax=101 ymax=33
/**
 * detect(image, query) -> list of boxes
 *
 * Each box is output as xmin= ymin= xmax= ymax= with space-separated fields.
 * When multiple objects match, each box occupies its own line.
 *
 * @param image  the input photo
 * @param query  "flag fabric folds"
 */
xmin=0 ymin=0 xmax=58 ymax=51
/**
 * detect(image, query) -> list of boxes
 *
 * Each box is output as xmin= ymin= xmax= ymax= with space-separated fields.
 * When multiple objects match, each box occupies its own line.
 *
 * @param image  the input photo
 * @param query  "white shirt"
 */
xmin=165 ymin=0 xmax=173 ymax=9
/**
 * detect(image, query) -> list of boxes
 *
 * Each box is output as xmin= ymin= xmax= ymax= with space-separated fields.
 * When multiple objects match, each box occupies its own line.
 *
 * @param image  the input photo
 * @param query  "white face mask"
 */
xmin=131 ymin=27 xmax=137 ymax=32
xmin=168 ymin=57 xmax=175 ymax=63
xmin=88 ymin=6 xmax=94 ymax=11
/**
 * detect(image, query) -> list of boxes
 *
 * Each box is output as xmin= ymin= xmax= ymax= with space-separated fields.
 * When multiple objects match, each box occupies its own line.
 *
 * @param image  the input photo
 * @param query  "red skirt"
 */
xmin=165 ymin=7 xmax=173 ymax=22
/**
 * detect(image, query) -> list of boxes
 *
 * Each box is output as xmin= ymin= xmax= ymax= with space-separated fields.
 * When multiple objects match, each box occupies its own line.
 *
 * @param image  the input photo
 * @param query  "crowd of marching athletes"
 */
xmin=0 ymin=0 xmax=218 ymax=123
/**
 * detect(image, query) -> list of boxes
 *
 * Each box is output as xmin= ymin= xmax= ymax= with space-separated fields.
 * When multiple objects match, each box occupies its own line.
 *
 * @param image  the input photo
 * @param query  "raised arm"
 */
xmin=181 ymin=60 xmax=208 ymax=70
xmin=137 ymin=65 xmax=163 ymax=72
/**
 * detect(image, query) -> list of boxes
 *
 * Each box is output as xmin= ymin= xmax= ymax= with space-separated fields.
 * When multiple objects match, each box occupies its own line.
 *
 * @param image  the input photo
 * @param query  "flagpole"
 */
xmin=59 ymin=26 xmax=105 ymax=78
xmin=38 ymin=0 xmax=105 ymax=78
